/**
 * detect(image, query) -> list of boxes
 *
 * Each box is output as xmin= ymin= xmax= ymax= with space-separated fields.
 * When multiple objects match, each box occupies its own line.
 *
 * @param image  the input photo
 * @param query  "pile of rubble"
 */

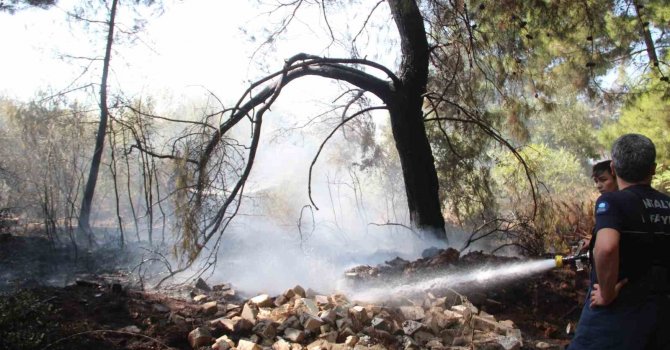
xmin=182 ymin=281 xmax=525 ymax=350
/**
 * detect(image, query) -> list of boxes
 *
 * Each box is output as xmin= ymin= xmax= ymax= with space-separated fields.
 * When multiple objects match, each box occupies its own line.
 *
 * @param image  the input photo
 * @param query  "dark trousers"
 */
xmin=568 ymin=288 xmax=657 ymax=350
xmin=645 ymin=294 xmax=670 ymax=350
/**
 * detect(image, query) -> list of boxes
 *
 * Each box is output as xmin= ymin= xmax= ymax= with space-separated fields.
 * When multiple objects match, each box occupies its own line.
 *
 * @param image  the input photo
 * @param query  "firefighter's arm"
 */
xmin=591 ymin=228 xmax=621 ymax=306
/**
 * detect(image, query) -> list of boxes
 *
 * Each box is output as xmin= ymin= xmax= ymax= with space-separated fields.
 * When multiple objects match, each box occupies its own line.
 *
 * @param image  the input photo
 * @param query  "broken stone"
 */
xmin=272 ymin=338 xmax=291 ymax=350
xmin=451 ymin=303 xmax=478 ymax=315
xmin=214 ymin=307 xmax=227 ymax=318
xmin=451 ymin=336 xmax=469 ymax=347
xmin=473 ymin=334 xmax=522 ymax=350
xmin=402 ymin=335 xmax=419 ymax=350
xmin=293 ymin=285 xmax=306 ymax=298
xmin=440 ymin=289 xmax=463 ymax=309
xmin=170 ymin=312 xmax=187 ymax=326
xmin=425 ymin=338 xmax=445 ymax=350
xmin=535 ymin=341 xmax=561 ymax=350
xmin=213 ymin=283 xmax=232 ymax=291
xmin=296 ymin=298 xmax=320 ymax=317
xmin=257 ymin=307 xmax=274 ymax=320
xmin=253 ymin=320 xmax=278 ymax=339
xmin=507 ymin=328 xmax=522 ymax=341
xmin=274 ymin=294 xmax=290 ymax=307
xmin=306 ymin=339 xmax=331 ymax=350
xmin=281 ymin=288 xmax=296 ymax=298
xmin=152 ymin=303 xmax=170 ymax=313
xmin=371 ymin=317 xmax=390 ymax=331
xmin=413 ymin=330 xmax=436 ymax=345
xmin=330 ymin=294 xmax=349 ymax=306
xmin=284 ymin=327 xmax=306 ymax=343
xmin=250 ymin=294 xmax=274 ymax=308
xmin=193 ymin=294 xmax=208 ymax=303
xmin=269 ymin=303 xmax=292 ymax=323
xmin=336 ymin=318 xmax=355 ymax=333
xmin=279 ymin=315 xmax=301 ymax=331
xmin=337 ymin=326 xmax=356 ymax=342
xmin=314 ymin=294 xmax=330 ymax=306
xmin=444 ymin=309 xmax=464 ymax=321
xmin=399 ymin=306 xmax=425 ymax=321
xmin=479 ymin=310 xmax=496 ymax=320
xmin=188 ymin=327 xmax=213 ymax=349
xmin=320 ymin=324 xmax=332 ymax=333
xmin=365 ymin=326 xmax=395 ymax=344
xmin=344 ymin=335 xmax=359 ymax=347
xmin=303 ymin=314 xmax=325 ymax=333
xmin=226 ymin=303 xmax=241 ymax=311
xmin=349 ymin=305 xmax=369 ymax=323
xmin=357 ymin=345 xmax=387 ymax=350
xmin=437 ymin=329 xmax=456 ymax=346
xmin=195 ymin=278 xmax=211 ymax=291
xmin=202 ymin=301 xmax=218 ymax=315
xmin=209 ymin=316 xmax=227 ymax=328
xmin=402 ymin=320 xmax=424 ymax=335
xmin=221 ymin=288 xmax=236 ymax=298
xmin=220 ymin=316 xmax=254 ymax=333
xmin=212 ymin=340 xmax=231 ymax=350
xmin=472 ymin=315 xmax=507 ymax=334
xmin=366 ymin=304 xmax=384 ymax=315
xmin=319 ymin=309 xmax=337 ymax=324
xmin=431 ymin=297 xmax=447 ymax=308
xmin=242 ymin=302 xmax=259 ymax=324
xmin=356 ymin=335 xmax=372 ymax=346
xmin=319 ymin=330 xmax=338 ymax=343
xmin=237 ymin=339 xmax=262 ymax=350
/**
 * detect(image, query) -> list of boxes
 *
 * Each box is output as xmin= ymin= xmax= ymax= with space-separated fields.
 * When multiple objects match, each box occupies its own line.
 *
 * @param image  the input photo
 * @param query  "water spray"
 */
xmin=344 ymin=248 xmax=591 ymax=303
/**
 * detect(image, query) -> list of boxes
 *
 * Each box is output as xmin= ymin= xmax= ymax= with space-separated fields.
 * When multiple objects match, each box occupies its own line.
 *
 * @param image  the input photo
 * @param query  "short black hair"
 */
xmin=592 ymin=160 xmax=613 ymax=177
xmin=611 ymin=133 xmax=656 ymax=182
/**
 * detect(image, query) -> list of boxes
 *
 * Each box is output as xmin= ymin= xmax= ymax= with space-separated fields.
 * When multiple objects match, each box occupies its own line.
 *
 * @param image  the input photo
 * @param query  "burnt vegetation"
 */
xmin=0 ymin=0 xmax=669 ymax=348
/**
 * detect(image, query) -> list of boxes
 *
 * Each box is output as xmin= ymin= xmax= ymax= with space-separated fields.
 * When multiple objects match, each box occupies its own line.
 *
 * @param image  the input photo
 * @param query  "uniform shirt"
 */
xmin=592 ymin=184 xmax=670 ymax=288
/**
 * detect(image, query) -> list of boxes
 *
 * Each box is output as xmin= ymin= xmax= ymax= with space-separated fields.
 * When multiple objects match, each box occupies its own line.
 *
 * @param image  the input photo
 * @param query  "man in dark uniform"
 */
xmin=569 ymin=134 xmax=670 ymax=350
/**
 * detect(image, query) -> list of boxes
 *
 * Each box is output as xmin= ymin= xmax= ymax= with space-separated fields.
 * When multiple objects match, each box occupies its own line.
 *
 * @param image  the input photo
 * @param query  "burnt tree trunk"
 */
xmin=386 ymin=0 xmax=446 ymax=239
xmin=189 ymin=0 xmax=448 ymax=257
xmin=78 ymin=0 xmax=119 ymax=242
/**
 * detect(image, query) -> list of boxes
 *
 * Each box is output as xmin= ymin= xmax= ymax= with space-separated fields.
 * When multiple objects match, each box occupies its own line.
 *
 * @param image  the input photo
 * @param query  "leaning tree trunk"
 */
xmin=184 ymin=0 xmax=448 ymax=256
xmin=386 ymin=0 xmax=446 ymax=240
xmin=78 ymin=0 xmax=119 ymax=243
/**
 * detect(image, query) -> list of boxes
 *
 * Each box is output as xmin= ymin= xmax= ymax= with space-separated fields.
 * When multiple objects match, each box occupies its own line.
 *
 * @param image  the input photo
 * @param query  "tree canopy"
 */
xmin=0 ymin=0 xmax=669 ymax=273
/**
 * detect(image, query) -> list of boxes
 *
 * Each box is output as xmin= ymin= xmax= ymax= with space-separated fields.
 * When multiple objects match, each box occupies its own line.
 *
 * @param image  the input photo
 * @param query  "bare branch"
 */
xmin=308 ymin=106 xmax=387 ymax=209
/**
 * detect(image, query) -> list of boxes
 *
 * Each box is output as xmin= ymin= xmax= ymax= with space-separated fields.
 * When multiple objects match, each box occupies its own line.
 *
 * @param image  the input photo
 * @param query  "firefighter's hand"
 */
xmin=590 ymin=279 xmax=628 ymax=307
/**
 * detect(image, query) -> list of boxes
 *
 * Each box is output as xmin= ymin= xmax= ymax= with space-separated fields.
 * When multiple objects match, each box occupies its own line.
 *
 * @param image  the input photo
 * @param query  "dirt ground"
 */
xmin=0 ymin=232 xmax=584 ymax=350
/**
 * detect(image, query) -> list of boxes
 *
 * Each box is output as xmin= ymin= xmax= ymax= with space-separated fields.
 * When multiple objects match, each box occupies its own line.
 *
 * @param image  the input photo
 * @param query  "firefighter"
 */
xmin=569 ymin=134 xmax=670 ymax=350
xmin=592 ymin=160 xmax=618 ymax=194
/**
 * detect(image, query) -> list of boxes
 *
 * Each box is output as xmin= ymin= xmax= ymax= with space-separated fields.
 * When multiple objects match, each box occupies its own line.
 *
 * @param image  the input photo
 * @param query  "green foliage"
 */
xmin=0 ymin=0 xmax=56 ymax=13
xmin=493 ymin=143 xmax=590 ymax=199
xmin=0 ymin=289 xmax=59 ymax=350
xmin=488 ymin=143 xmax=594 ymax=254
xmin=598 ymin=65 xmax=670 ymax=194
xmin=0 ymin=97 xmax=94 ymax=222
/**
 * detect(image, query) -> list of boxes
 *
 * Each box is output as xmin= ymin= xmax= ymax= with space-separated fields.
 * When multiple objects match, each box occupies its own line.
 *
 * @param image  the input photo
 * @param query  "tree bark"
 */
xmin=78 ymin=0 xmax=119 ymax=242
xmin=386 ymin=0 xmax=446 ymax=239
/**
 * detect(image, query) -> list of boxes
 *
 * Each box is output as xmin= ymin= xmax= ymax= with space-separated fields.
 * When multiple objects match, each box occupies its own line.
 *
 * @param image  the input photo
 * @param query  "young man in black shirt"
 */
xmin=569 ymin=134 xmax=670 ymax=350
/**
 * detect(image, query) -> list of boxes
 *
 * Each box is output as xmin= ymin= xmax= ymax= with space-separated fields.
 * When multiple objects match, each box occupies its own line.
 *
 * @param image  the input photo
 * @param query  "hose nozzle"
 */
xmin=554 ymin=252 xmax=589 ymax=270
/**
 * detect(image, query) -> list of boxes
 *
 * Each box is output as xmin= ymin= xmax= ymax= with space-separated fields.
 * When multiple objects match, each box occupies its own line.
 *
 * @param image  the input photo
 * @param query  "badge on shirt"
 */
xmin=596 ymin=201 xmax=609 ymax=214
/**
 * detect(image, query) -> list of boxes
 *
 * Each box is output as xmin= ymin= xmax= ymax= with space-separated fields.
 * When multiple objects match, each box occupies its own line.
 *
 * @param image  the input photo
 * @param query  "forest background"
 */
xmin=0 ymin=0 xmax=668 ymax=290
